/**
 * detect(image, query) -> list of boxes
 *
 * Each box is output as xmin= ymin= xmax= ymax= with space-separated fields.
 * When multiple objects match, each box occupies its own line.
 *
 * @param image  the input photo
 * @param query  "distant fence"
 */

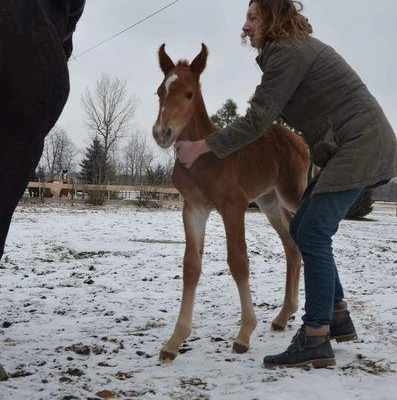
xmin=24 ymin=179 xmax=397 ymax=208
xmin=24 ymin=181 xmax=182 ymax=205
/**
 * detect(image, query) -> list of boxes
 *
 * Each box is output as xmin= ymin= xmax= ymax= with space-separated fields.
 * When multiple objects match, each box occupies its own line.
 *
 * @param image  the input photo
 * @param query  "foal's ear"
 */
xmin=190 ymin=43 xmax=208 ymax=77
xmin=158 ymin=44 xmax=175 ymax=75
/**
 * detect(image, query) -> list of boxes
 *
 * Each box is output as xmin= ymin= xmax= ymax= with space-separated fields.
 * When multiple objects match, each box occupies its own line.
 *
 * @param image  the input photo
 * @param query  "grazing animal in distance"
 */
xmin=59 ymin=169 xmax=70 ymax=198
xmin=28 ymin=170 xmax=40 ymax=198
xmin=152 ymin=43 xmax=311 ymax=362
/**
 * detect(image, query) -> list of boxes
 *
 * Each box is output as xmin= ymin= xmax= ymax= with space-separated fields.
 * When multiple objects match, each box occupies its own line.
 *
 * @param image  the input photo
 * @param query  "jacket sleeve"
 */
xmin=206 ymin=41 xmax=310 ymax=158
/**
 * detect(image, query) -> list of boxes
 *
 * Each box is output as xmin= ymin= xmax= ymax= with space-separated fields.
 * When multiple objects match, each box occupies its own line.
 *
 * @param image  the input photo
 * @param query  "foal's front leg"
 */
xmin=159 ymin=202 xmax=210 ymax=362
xmin=220 ymin=203 xmax=257 ymax=353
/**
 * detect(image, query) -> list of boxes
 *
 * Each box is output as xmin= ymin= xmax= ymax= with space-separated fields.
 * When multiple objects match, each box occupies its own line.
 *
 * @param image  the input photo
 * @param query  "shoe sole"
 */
xmin=331 ymin=332 xmax=357 ymax=343
xmin=263 ymin=357 xmax=336 ymax=369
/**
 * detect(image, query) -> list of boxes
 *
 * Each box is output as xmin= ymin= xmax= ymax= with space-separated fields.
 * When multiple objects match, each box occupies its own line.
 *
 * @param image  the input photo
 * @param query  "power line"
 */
xmin=74 ymin=0 xmax=186 ymax=59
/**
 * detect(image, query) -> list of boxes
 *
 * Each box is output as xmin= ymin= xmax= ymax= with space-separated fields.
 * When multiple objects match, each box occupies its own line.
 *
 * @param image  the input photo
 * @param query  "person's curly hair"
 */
xmin=245 ymin=0 xmax=312 ymax=47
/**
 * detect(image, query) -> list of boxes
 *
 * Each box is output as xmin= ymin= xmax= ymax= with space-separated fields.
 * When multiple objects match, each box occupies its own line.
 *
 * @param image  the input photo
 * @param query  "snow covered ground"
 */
xmin=0 ymin=201 xmax=396 ymax=400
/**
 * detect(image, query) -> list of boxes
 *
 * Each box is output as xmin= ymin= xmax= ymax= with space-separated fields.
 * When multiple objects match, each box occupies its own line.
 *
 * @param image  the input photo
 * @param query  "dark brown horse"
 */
xmin=0 ymin=0 xmax=85 ymax=259
xmin=152 ymin=44 xmax=311 ymax=362
xmin=0 ymin=1 xmax=85 ymax=379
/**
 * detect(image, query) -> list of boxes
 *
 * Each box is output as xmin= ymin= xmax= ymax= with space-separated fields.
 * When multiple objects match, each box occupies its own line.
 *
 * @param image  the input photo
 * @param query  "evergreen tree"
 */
xmin=211 ymin=99 xmax=240 ymax=128
xmin=79 ymin=137 xmax=107 ymax=184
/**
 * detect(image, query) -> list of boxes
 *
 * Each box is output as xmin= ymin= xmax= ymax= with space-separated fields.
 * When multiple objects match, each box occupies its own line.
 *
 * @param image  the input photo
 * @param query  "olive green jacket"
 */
xmin=206 ymin=36 xmax=397 ymax=194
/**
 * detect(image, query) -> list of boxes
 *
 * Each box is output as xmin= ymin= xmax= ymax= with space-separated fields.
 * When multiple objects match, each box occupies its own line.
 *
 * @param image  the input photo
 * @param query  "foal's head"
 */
xmin=152 ymin=44 xmax=208 ymax=149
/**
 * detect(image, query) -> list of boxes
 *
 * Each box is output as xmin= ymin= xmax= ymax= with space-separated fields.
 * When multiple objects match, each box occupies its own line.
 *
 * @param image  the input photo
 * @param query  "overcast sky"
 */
xmin=59 ymin=0 xmax=397 ymax=156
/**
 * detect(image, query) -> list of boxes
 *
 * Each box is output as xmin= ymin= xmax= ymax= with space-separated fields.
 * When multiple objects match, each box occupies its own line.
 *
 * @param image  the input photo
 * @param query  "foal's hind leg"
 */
xmin=256 ymin=192 xmax=301 ymax=330
xmin=159 ymin=202 xmax=210 ymax=362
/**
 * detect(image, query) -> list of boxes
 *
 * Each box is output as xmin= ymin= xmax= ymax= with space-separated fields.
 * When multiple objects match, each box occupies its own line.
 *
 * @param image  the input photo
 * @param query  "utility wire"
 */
xmin=74 ymin=0 xmax=186 ymax=59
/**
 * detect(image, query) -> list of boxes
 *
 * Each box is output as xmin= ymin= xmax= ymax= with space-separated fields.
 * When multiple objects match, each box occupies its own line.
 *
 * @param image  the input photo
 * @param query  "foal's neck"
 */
xmin=179 ymin=95 xmax=219 ymax=142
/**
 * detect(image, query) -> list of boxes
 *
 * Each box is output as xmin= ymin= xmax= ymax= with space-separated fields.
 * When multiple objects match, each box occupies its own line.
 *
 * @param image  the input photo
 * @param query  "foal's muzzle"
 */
xmin=152 ymin=126 xmax=174 ymax=149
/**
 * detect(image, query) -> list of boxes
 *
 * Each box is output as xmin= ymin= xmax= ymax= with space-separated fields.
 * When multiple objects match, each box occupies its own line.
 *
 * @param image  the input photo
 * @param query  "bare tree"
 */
xmin=123 ymin=131 xmax=154 ymax=184
xmin=39 ymin=125 xmax=77 ymax=179
xmin=82 ymin=74 xmax=136 ymax=181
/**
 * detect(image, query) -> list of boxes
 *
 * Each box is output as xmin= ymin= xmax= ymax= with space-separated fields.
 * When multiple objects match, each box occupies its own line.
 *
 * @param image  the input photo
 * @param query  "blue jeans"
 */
xmin=290 ymin=181 xmax=362 ymax=328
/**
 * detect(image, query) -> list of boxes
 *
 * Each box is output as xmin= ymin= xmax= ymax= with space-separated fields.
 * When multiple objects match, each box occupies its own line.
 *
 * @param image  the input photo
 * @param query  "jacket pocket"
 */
xmin=312 ymin=127 xmax=339 ymax=168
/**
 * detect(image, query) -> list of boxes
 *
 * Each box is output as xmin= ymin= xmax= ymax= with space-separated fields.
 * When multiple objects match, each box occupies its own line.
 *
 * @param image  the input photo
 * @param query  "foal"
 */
xmin=152 ymin=44 xmax=310 ymax=362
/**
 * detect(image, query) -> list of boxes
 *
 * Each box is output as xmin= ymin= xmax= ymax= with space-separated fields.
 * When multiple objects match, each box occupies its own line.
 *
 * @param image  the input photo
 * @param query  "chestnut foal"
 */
xmin=152 ymin=44 xmax=310 ymax=362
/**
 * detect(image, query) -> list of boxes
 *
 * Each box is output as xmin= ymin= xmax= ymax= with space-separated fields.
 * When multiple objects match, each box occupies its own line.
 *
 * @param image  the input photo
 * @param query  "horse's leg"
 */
xmin=0 ymin=133 xmax=44 ymax=258
xmin=219 ymin=197 xmax=257 ymax=353
xmin=256 ymin=191 xmax=301 ymax=330
xmin=159 ymin=201 xmax=210 ymax=362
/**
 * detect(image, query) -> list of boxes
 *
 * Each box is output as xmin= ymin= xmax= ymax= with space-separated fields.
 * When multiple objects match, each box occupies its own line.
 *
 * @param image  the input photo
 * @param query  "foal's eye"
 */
xmin=186 ymin=91 xmax=193 ymax=100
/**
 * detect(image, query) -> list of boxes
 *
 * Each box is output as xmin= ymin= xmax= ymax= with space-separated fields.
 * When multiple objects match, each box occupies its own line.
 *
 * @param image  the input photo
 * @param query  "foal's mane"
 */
xmin=175 ymin=60 xmax=190 ymax=68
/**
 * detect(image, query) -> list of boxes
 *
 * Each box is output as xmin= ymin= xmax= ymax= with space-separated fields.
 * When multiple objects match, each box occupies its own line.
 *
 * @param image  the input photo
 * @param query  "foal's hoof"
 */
xmin=159 ymin=350 xmax=177 ymax=363
xmin=232 ymin=341 xmax=249 ymax=354
xmin=271 ymin=321 xmax=286 ymax=331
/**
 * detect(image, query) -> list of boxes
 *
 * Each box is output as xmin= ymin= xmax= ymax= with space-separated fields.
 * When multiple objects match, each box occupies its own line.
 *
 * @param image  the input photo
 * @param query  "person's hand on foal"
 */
xmin=174 ymin=139 xmax=211 ymax=169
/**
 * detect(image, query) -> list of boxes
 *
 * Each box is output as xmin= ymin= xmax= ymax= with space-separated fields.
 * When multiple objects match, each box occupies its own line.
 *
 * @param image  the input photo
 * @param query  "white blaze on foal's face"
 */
xmin=159 ymin=73 xmax=178 ymax=125
xmin=165 ymin=73 xmax=178 ymax=95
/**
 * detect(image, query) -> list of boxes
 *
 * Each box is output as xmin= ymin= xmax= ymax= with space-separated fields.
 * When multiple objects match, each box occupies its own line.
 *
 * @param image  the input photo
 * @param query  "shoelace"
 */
xmin=286 ymin=327 xmax=306 ymax=354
